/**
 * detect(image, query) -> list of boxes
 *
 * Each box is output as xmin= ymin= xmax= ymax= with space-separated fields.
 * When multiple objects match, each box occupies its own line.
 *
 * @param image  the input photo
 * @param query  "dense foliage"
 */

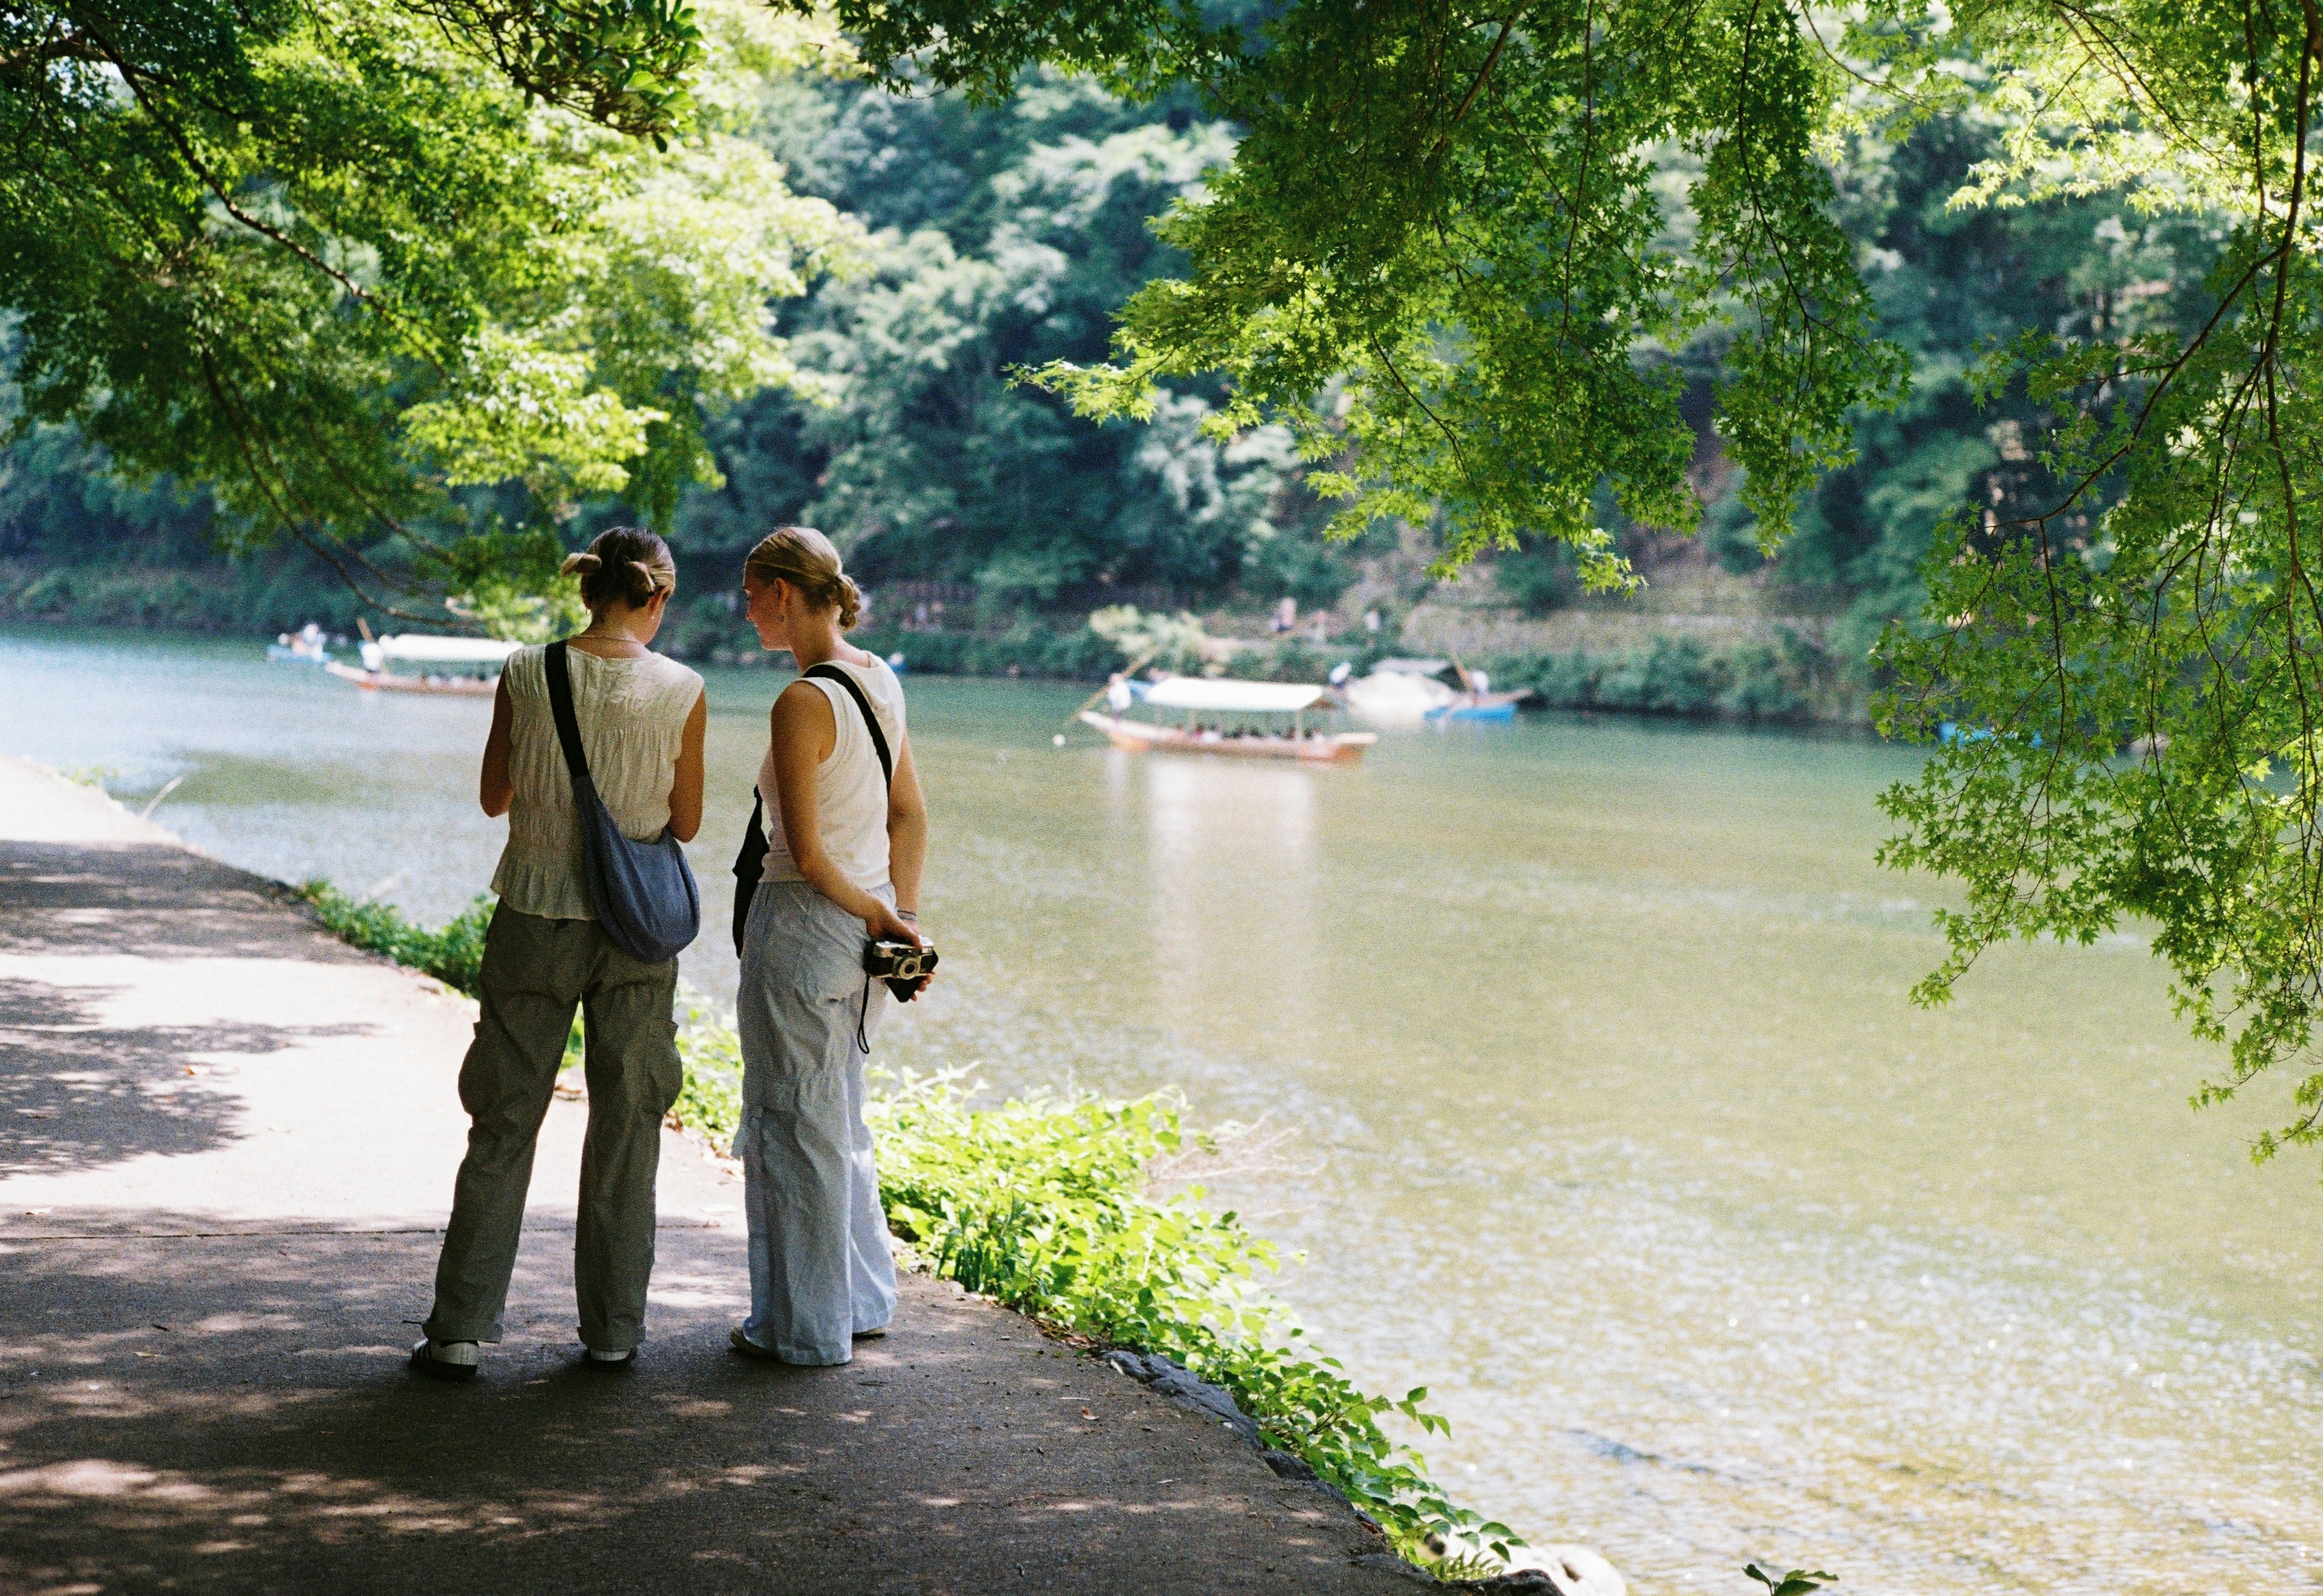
xmin=817 ymin=1 xmax=1907 ymax=585
xmin=1 ymin=0 xmax=849 ymax=630
xmin=656 ymin=64 xmax=1370 ymax=634
xmin=1857 ymin=2 xmax=2323 ymax=1170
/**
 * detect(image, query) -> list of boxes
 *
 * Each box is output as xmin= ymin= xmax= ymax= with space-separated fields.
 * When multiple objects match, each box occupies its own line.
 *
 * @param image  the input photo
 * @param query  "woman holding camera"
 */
xmin=730 ymin=526 xmax=930 ymax=1366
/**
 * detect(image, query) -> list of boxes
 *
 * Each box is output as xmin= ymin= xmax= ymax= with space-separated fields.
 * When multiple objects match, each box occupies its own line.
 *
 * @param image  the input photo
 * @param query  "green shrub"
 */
xmin=666 ymin=1026 xmax=1509 ymax=1562
xmin=1481 ymin=625 xmax=1842 ymax=724
xmin=848 ymin=621 xmax=1128 ymax=683
xmin=297 ymin=881 xmax=494 ymax=997
xmin=865 ymin=1072 xmax=1509 ymax=1557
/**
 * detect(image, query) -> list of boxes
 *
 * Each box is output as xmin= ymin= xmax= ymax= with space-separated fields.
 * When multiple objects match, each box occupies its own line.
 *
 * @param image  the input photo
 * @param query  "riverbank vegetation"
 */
xmin=299 ymin=881 xmax=494 ymax=996
xmin=295 ymin=879 xmax=1511 ymax=1569
xmin=0 ymin=9 xmax=2200 ymax=733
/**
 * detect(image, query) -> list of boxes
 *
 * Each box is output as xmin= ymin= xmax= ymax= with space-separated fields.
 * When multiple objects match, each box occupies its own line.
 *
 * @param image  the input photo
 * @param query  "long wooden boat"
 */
xmin=1082 ymin=677 xmax=1378 ymax=764
xmin=327 ymin=634 xmax=518 ymax=698
xmin=325 ymin=661 xmax=500 ymax=697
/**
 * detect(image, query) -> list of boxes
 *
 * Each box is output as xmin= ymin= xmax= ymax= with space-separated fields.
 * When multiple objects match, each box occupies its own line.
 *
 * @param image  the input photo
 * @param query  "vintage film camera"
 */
xmin=863 ymin=937 xmax=938 ymax=1002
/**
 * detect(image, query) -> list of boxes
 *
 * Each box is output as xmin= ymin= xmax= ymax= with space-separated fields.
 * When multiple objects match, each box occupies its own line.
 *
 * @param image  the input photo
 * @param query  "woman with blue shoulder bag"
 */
xmin=411 ymin=527 xmax=708 ymax=1379
xmin=728 ymin=526 xmax=934 ymax=1366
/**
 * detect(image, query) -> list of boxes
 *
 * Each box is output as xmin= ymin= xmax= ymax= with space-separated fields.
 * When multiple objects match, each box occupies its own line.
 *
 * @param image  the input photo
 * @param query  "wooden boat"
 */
xmin=328 ymin=634 xmax=519 ymax=697
xmin=325 ymin=662 xmax=500 ymax=697
xmin=1080 ymin=677 xmax=1378 ymax=764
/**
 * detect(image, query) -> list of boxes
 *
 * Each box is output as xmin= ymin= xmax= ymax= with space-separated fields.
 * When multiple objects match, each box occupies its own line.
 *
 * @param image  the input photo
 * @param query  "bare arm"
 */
xmin=667 ymin=689 xmax=707 ymax=842
xmin=886 ymin=729 xmax=928 ymax=919
xmin=479 ymin=674 xmax=514 ymax=818
xmin=769 ymin=682 xmax=918 ymax=945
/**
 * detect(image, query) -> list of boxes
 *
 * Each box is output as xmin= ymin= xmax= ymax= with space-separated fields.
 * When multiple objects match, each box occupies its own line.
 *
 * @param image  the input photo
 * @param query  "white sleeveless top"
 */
xmin=757 ymin=656 xmax=906 ymax=891
xmin=492 ymin=645 xmax=705 ymax=920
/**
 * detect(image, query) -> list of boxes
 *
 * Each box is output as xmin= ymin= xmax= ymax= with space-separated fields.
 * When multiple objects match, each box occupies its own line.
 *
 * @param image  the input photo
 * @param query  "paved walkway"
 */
xmin=0 ymin=758 xmax=1418 ymax=1595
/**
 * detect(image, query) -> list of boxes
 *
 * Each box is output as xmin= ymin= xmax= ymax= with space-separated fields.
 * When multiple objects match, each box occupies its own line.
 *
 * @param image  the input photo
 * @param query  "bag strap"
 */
xmin=731 ymin=785 xmax=769 ymax=958
xmin=805 ymin=662 xmax=893 ymax=793
xmin=543 ymin=640 xmax=594 ymax=795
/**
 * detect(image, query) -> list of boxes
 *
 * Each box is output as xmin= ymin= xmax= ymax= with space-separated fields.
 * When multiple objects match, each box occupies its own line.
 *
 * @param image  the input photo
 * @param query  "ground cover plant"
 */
xmin=299 ymin=881 xmax=494 ymax=997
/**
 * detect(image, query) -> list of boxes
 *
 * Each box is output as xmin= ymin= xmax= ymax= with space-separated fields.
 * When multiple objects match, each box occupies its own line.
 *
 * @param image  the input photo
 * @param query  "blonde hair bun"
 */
xmin=744 ymin=526 xmax=861 ymax=630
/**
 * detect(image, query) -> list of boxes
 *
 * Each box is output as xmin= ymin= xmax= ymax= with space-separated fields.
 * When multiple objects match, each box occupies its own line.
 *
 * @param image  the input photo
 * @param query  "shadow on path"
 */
xmin=0 ymin=842 xmax=370 ymax=962
xmin=0 ymin=1222 xmax=1397 ymax=1596
xmin=0 ymin=979 xmax=374 ymax=1176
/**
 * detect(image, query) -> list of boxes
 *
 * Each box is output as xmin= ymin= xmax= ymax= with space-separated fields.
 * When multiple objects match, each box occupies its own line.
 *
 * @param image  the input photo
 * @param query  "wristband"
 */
xmin=896 ymin=908 xmax=918 ymax=922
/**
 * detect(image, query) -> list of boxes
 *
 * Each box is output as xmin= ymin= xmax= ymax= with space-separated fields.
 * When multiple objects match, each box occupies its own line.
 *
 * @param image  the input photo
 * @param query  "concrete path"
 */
xmin=0 ymin=758 xmax=1419 ymax=1595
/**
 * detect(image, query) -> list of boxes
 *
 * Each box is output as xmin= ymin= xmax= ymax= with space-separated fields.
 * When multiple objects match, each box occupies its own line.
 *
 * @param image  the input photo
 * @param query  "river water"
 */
xmin=5 ymin=626 xmax=2319 ymax=1594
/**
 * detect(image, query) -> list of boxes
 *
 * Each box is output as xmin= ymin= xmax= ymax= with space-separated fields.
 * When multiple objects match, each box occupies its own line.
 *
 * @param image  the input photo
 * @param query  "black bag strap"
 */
xmin=805 ymin=662 xmax=893 ymax=793
xmin=733 ymin=786 xmax=769 ymax=957
xmin=543 ymin=640 xmax=594 ymax=796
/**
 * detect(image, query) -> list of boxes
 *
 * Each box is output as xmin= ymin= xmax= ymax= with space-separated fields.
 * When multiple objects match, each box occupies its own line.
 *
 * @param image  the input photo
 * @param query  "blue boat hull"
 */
xmin=1427 ymin=702 xmax=1518 ymax=722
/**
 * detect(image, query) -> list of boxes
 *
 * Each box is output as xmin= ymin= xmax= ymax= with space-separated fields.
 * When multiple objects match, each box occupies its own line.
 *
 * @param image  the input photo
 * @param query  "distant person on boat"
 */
xmin=729 ymin=526 xmax=931 ymax=1367
xmin=410 ymin=527 xmax=708 ymax=1381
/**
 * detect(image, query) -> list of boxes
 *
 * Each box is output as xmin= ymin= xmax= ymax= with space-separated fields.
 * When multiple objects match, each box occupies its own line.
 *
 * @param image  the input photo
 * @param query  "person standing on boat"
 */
xmin=730 ymin=526 xmax=930 ymax=1366
xmin=411 ymin=527 xmax=708 ymax=1379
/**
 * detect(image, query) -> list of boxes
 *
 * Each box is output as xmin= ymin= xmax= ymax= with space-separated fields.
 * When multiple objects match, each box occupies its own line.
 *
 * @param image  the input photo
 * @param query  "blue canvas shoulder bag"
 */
xmin=543 ymin=640 xmax=701 ymax=963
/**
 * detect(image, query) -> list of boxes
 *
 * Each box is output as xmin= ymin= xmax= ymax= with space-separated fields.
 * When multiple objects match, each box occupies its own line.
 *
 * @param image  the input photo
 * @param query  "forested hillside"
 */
xmin=0 ymin=65 xmax=2207 ymax=721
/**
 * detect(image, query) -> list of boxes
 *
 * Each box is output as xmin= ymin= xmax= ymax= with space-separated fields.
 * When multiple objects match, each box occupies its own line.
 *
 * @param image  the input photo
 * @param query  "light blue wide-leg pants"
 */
xmin=734 ymin=879 xmax=898 ymax=1364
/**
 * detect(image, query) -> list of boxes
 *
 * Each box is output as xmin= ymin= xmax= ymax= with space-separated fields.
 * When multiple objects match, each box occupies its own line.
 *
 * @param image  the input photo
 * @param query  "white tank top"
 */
xmin=757 ymin=656 xmax=906 ymax=891
xmin=491 ymin=645 xmax=704 ymax=920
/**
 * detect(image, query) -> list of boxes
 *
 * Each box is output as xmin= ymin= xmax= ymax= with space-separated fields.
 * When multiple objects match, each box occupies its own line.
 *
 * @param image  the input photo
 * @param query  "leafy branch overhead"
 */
xmin=810 ymin=1 xmax=1910 ymax=586
xmin=1866 ymin=0 xmax=2323 ymax=1171
xmin=0 ymin=0 xmax=854 ymax=627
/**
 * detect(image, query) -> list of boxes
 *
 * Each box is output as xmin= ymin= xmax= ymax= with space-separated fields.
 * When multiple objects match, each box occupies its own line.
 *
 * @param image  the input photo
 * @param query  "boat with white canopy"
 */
xmin=1080 ymin=675 xmax=1379 ymax=764
xmin=326 ymin=634 xmax=519 ymax=698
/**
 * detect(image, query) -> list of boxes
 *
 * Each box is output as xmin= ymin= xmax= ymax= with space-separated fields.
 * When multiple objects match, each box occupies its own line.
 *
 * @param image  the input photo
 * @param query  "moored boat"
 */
xmin=1340 ymin=657 xmax=1533 ymax=723
xmin=327 ymin=634 xmax=519 ymax=697
xmin=266 ymin=623 xmax=335 ymax=665
xmin=1079 ymin=677 xmax=1377 ymax=764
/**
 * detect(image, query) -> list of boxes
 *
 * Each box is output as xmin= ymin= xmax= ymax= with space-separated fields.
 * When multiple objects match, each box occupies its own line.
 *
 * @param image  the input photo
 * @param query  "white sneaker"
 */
xmin=584 ymin=1346 xmax=635 ymax=1367
xmin=410 ymin=1335 xmax=480 ymax=1380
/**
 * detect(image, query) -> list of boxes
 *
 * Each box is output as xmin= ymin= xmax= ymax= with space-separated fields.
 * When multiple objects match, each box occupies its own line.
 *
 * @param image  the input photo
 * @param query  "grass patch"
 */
xmin=298 ymin=880 xmax=494 ymax=997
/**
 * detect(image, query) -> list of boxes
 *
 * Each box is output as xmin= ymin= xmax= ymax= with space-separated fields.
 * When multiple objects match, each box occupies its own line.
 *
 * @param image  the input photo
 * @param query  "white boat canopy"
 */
xmin=1143 ymin=677 xmax=1329 ymax=713
xmin=377 ymin=634 xmax=523 ymax=664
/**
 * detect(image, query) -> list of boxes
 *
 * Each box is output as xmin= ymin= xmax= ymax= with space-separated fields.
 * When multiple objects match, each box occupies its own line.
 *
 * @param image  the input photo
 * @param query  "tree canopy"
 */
xmin=1 ymin=0 xmax=851 ymax=630
xmin=17 ymin=1 xmax=2323 ymax=1170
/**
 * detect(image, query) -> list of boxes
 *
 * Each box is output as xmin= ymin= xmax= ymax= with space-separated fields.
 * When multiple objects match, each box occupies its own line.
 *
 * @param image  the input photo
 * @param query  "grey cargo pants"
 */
xmin=423 ymin=906 xmax=682 ymax=1352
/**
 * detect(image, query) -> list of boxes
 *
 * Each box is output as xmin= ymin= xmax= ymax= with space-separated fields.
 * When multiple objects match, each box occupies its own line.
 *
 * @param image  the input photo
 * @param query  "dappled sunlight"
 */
xmin=0 ymin=1214 xmax=1396 ymax=1592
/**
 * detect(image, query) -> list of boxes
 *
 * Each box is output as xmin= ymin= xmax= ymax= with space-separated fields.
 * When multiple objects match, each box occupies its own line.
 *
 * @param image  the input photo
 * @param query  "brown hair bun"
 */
xmin=566 ymin=527 xmax=676 ymax=611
